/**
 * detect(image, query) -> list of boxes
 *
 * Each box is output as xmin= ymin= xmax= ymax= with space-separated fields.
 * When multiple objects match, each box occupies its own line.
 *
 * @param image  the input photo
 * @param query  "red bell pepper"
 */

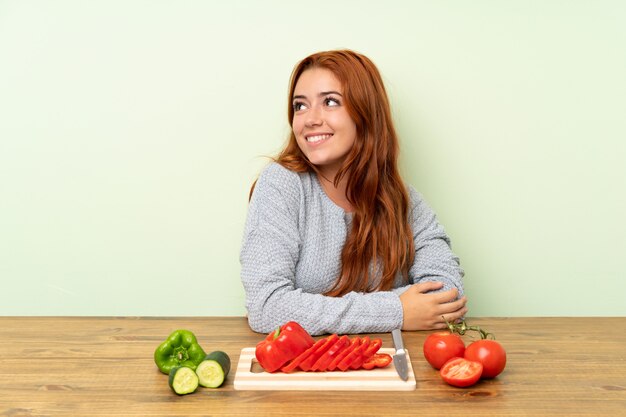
xmin=349 ymin=336 xmax=371 ymax=369
xmin=327 ymin=336 xmax=361 ymax=371
xmin=255 ymin=321 xmax=315 ymax=373
xmin=298 ymin=334 xmax=338 ymax=371
xmin=311 ymin=335 xmax=349 ymax=371
xmin=362 ymin=353 xmax=393 ymax=370
xmin=337 ymin=337 xmax=363 ymax=371
xmin=281 ymin=338 xmax=326 ymax=373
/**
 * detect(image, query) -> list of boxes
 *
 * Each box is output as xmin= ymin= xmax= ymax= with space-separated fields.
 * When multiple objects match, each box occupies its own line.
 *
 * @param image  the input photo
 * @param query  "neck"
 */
xmin=317 ymin=170 xmax=353 ymax=213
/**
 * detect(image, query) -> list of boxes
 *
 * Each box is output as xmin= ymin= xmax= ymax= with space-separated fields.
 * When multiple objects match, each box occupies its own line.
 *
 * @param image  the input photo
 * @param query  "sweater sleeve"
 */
xmin=240 ymin=164 xmax=404 ymax=336
xmin=407 ymin=187 xmax=465 ymax=296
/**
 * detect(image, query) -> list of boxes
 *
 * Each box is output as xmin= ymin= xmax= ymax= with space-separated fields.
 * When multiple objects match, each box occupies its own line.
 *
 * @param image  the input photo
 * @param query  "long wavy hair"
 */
xmin=259 ymin=49 xmax=415 ymax=296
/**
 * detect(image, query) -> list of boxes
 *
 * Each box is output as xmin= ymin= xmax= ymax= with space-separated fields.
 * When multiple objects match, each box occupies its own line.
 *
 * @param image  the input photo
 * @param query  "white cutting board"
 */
xmin=234 ymin=347 xmax=416 ymax=391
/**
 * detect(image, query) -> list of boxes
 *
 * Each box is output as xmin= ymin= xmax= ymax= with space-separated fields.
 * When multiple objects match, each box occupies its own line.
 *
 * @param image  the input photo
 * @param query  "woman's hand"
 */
xmin=399 ymin=281 xmax=468 ymax=331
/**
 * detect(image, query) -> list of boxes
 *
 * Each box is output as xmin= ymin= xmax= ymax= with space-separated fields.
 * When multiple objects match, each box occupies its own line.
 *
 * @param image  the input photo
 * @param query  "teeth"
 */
xmin=306 ymin=134 xmax=332 ymax=143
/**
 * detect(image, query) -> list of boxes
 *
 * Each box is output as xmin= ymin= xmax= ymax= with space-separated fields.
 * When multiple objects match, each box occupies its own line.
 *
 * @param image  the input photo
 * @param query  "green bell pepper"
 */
xmin=154 ymin=329 xmax=206 ymax=374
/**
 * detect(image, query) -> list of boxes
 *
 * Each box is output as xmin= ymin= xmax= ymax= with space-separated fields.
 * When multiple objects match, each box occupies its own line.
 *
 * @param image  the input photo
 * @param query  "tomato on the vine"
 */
xmin=440 ymin=357 xmax=483 ymax=388
xmin=423 ymin=332 xmax=466 ymax=370
xmin=464 ymin=339 xmax=506 ymax=378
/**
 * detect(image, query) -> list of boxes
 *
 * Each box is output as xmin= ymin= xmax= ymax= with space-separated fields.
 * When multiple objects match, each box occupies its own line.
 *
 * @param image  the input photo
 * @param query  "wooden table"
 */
xmin=1 ymin=317 xmax=624 ymax=416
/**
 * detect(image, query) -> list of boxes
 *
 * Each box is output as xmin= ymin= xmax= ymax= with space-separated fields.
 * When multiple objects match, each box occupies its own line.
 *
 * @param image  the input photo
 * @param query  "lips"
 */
xmin=306 ymin=133 xmax=333 ymax=143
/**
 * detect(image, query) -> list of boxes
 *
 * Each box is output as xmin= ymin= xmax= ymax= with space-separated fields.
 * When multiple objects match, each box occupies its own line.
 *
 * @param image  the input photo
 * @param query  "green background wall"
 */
xmin=1 ymin=1 xmax=624 ymax=317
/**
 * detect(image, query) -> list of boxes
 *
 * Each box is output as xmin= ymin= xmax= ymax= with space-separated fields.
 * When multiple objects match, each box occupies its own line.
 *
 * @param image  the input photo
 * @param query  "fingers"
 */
xmin=438 ymin=296 xmax=467 ymax=314
xmin=400 ymin=282 xmax=469 ymax=331
xmin=439 ymin=301 xmax=468 ymax=326
xmin=412 ymin=281 xmax=461 ymax=303
xmin=432 ymin=287 xmax=460 ymax=303
xmin=412 ymin=281 xmax=444 ymax=294
xmin=440 ymin=306 xmax=468 ymax=324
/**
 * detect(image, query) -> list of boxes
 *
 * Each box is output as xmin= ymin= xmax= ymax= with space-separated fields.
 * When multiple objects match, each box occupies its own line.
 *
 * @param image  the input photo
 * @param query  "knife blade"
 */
xmin=391 ymin=328 xmax=409 ymax=381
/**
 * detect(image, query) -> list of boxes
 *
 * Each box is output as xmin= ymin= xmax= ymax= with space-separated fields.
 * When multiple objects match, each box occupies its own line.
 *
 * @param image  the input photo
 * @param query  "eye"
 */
xmin=292 ymin=101 xmax=307 ymax=111
xmin=324 ymin=97 xmax=340 ymax=107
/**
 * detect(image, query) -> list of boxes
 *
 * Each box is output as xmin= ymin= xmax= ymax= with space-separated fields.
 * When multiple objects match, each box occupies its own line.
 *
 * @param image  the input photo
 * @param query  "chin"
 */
xmin=304 ymin=152 xmax=330 ymax=166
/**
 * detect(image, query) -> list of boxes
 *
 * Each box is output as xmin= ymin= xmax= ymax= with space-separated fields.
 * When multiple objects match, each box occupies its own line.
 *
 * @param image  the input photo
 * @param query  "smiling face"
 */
xmin=291 ymin=67 xmax=357 ymax=179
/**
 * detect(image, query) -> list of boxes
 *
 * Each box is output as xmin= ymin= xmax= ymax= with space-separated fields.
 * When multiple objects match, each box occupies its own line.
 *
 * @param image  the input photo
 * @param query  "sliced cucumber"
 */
xmin=168 ymin=366 xmax=199 ymax=395
xmin=195 ymin=351 xmax=231 ymax=388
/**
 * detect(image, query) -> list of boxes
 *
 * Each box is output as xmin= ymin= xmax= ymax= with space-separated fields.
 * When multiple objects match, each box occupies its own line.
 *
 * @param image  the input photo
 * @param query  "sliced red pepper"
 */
xmin=362 ymin=353 xmax=392 ymax=370
xmin=327 ymin=336 xmax=360 ymax=371
xmin=255 ymin=321 xmax=315 ymax=373
xmin=350 ymin=336 xmax=371 ymax=370
xmin=337 ymin=337 xmax=363 ymax=371
xmin=311 ymin=335 xmax=350 ymax=372
xmin=281 ymin=338 xmax=326 ymax=373
xmin=299 ymin=334 xmax=339 ymax=371
xmin=363 ymin=338 xmax=382 ymax=358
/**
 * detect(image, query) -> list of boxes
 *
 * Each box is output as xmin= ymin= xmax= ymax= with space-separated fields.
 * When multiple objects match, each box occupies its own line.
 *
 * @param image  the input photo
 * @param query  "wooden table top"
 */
xmin=1 ymin=316 xmax=624 ymax=416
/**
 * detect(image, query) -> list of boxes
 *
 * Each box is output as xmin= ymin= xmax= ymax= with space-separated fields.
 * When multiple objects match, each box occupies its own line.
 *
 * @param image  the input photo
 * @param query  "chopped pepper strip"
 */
xmin=350 ymin=336 xmax=371 ymax=370
xmin=281 ymin=338 xmax=326 ymax=373
xmin=363 ymin=338 xmax=383 ymax=357
xmin=299 ymin=334 xmax=339 ymax=371
xmin=328 ymin=336 xmax=360 ymax=371
xmin=311 ymin=335 xmax=350 ymax=371
xmin=362 ymin=353 xmax=393 ymax=370
xmin=337 ymin=337 xmax=363 ymax=371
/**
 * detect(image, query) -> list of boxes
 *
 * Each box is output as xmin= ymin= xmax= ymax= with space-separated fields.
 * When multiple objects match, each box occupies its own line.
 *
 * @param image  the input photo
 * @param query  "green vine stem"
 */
xmin=444 ymin=318 xmax=495 ymax=340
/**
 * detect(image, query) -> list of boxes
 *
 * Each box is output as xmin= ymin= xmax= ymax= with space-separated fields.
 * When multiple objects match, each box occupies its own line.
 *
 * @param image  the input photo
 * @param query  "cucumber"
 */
xmin=168 ymin=366 xmax=199 ymax=395
xmin=195 ymin=351 xmax=231 ymax=388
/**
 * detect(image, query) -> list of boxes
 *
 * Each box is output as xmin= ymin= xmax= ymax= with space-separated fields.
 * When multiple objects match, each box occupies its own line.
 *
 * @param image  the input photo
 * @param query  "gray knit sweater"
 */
xmin=240 ymin=163 xmax=464 ymax=336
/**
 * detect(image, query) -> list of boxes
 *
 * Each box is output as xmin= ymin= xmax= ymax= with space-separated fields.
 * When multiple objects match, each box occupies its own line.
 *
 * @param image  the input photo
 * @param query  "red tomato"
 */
xmin=423 ymin=332 xmax=466 ymax=369
xmin=440 ymin=357 xmax=483 ymax=387
xmin=464 ymin=339 xmax=506 ymax=378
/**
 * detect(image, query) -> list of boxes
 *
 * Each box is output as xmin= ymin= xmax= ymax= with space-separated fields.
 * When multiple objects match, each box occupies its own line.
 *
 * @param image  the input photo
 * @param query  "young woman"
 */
xmin=240 ymin=50 xmax=466 ymax=336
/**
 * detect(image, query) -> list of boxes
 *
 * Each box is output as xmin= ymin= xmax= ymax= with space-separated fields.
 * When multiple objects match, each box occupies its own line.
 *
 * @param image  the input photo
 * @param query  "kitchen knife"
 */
xmin=391 ymin=328 xmax=409 ymax=381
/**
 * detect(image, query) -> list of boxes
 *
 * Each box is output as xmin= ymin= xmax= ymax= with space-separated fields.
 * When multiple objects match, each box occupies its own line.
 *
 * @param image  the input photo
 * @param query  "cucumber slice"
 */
xmin=168 ymin=366 xmax=199 ymax=395
xmin=196 ymin=351 xmax=231 ymax=388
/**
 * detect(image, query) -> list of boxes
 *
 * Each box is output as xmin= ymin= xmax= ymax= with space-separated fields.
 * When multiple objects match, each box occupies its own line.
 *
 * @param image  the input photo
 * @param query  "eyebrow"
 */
xmin=292 ymin=91 xmax=343 ymax=100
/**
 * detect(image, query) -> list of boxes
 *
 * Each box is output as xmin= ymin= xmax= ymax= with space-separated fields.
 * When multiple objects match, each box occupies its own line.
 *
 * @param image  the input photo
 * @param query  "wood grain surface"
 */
xmin=0 ymin=317 xmax=625 ymax=416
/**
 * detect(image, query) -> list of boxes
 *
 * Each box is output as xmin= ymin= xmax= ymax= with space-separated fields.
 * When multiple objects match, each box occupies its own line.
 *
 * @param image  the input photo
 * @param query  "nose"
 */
xmin=305 ymin=105 xmax=323 ymax=128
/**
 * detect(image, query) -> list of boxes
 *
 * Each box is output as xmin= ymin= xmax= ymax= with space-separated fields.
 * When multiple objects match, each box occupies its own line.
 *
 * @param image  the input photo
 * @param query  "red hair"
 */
xmin=265 ymin=50 xmax=414 ymax=296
